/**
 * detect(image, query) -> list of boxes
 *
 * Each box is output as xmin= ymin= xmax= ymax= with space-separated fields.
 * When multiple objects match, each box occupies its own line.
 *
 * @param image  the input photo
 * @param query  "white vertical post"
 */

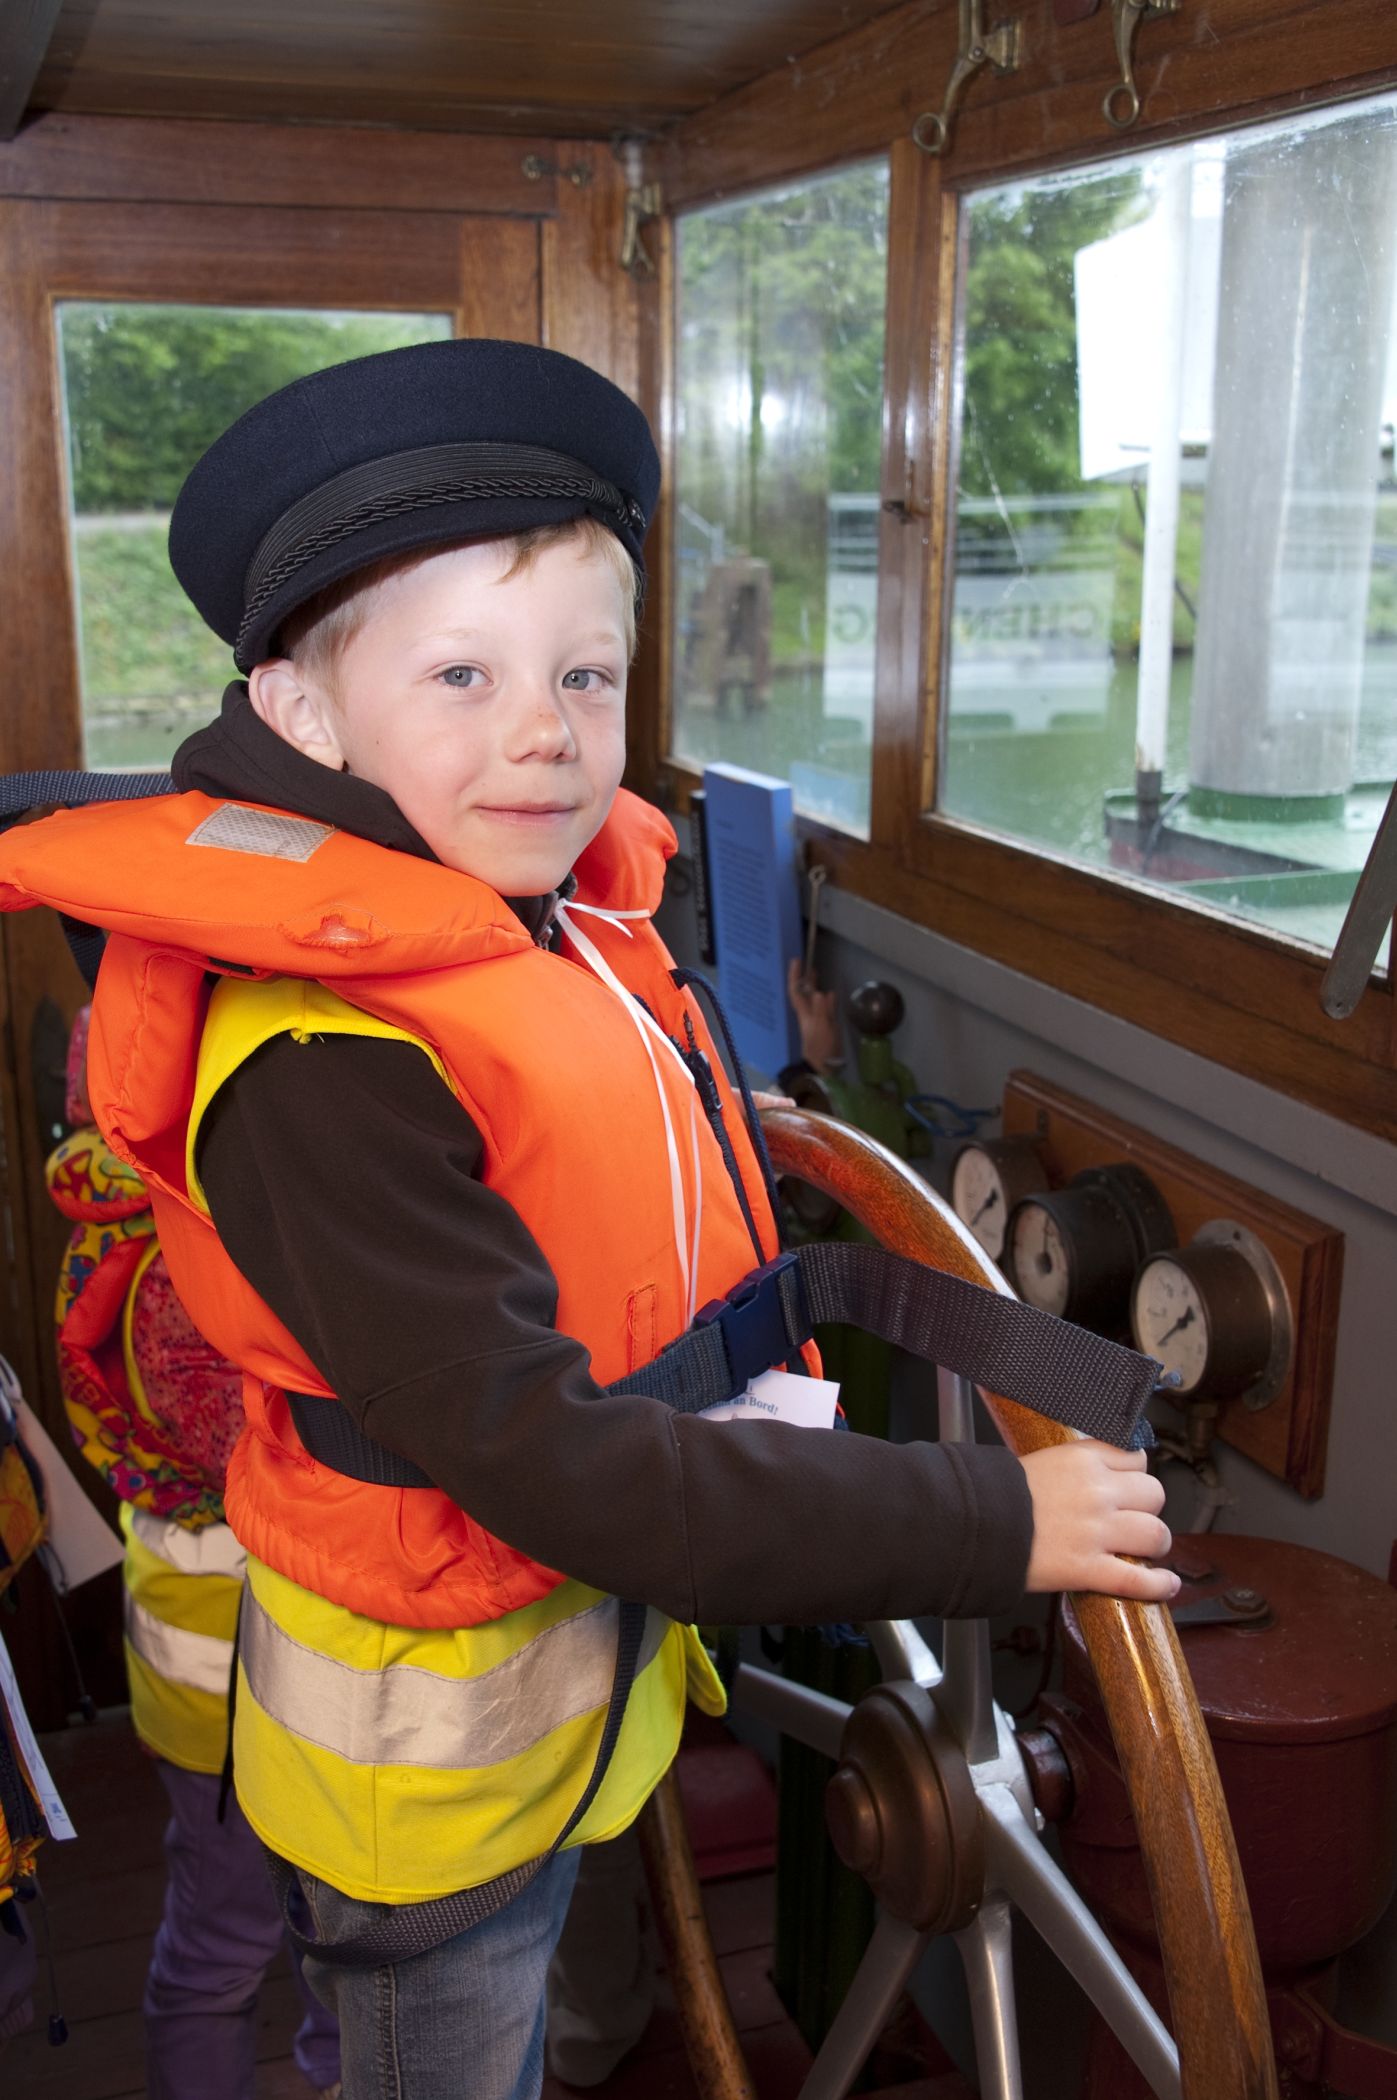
xmin=1133 ymin=151 xmax=1193 ymax=806
xmin=1189 ymin=115 xmax=1397 ymax=805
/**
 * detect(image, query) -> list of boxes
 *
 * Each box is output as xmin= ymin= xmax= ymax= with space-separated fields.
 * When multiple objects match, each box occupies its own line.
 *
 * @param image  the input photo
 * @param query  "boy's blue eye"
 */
xmin=441 ymin=665 xmax=479 ymax=688
xmin=561 ymin=668 xmax=603 ymax=691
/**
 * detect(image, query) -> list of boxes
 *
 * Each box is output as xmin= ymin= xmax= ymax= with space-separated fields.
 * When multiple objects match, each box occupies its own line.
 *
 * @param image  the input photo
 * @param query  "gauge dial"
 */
xmin=950 ymin=1137 xmax=1048 ymax=1262
xmin=1006 ymin=1200 xmax=1071 ymax=1316
xmin=1130 ymin=1257 xmax=1210 ymax=1392
xmin=1005 ymin=1163 xmax=1173 ymax=1327
xmin=1131 ymin=1222 xmax=1292 ymax=1405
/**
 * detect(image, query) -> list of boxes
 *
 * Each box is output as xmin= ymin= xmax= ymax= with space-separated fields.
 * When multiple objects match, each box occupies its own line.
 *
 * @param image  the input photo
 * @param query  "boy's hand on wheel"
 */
xmin=1021 ymin=1441 xmax=1180 ymax=1602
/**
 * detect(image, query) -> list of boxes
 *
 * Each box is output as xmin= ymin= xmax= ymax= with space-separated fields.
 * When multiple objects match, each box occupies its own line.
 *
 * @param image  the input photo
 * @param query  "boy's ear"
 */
xmin=247 ymin=661 xmax=346 ymax=771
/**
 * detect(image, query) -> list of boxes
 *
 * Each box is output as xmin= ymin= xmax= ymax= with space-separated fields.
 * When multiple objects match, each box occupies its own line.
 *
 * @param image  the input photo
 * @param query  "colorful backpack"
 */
xmin=0 ymin=1360 xmax=48 ymax=1918
xmin=0 ymin=1360 xmax=46 ymax=1602
xmin=0 ymin=1699 xmax=46 ymax=1915
xmin=45 ymin=1008 xmax=242 ymax=1525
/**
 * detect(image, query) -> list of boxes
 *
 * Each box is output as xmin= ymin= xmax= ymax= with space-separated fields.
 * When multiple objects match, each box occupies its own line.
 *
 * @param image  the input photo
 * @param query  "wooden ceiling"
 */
xmin=23 ymin=0 xmax=917 ymax=138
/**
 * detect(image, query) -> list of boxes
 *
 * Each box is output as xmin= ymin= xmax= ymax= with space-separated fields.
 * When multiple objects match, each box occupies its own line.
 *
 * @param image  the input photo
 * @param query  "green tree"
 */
xmin=676 ymin=165 xmax=890 ymax=650
xmin=60 ymin=305 xmax=450 ymax=512
xmin=959 ymin=170 xmax=1145 ymax=502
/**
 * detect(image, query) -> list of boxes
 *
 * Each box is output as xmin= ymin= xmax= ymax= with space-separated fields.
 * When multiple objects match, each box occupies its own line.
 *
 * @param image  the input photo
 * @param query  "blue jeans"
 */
xmin=297 ymin=1849 xmax=582 ymax=2100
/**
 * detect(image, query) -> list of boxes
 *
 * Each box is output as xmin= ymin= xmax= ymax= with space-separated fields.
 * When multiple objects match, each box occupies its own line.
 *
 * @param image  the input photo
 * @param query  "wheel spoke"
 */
xmin=954 ymin=1895 xmax=1023 ymax=2100
xmin=798 ymin=1911 xmax=929 ymax=2100
xmin=981 ymin=1782 xmax=1182 ymax=2100
xmin=937 ymin=1364 xmax=976 ymax=1446
xmin=933 ymin=1373 xmax=999 ymax=1763
xmin=730 ymin=1663 xmax=850 ymax=1759
xmin=938 ymin=1614 xmax=999 ymax=1765
xmin=866 ymin=1617 xmax=942 ymax=1690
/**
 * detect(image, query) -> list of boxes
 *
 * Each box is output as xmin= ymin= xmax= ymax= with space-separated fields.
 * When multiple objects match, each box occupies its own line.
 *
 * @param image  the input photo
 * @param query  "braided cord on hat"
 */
xmin=237 ymin=441 xmax=645 ymax=665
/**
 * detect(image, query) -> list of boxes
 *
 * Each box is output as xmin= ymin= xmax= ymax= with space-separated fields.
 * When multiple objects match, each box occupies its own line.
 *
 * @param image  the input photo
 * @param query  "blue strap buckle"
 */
xmin=693 ymin=1251 xmax=810 ymax=1399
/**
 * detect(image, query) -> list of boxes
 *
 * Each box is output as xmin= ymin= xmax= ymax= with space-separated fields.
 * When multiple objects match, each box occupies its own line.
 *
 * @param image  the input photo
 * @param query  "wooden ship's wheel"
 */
xmin=640 ymin=1109 xmax=1278 ymax=2100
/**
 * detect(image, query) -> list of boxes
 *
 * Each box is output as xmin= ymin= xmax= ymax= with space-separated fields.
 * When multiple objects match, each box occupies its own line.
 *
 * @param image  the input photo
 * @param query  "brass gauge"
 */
xmin=1131 ymin=1221 xmax=1292 ymax=1407
xmin=1006 ymin=1164 xmax=1173 ymax=1328
xmin=949 ymin=1135 xmax=1048 ymax=1262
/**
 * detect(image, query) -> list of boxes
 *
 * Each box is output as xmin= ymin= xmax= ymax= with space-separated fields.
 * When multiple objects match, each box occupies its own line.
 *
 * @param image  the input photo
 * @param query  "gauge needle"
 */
xmin=1155 ymin=1306 xmax=1197 ymax=1347
xmin=970 ymin=1189 xmax=1000 ymax=1226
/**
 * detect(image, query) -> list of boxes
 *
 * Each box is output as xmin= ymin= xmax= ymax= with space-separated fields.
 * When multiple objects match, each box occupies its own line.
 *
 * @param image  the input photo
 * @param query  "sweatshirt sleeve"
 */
xmin=196 ymin=1032 xmax=1034 ymax=1626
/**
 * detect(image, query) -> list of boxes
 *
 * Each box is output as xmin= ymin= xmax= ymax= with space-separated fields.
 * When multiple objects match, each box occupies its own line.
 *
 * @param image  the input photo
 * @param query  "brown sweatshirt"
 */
xmin=176 ymin=689 xmax=1035 ymax=1627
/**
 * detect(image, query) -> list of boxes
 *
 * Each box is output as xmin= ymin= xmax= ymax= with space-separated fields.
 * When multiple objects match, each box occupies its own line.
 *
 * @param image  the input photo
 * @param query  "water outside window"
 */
xmin=57 ymin=305 xmax=453 ymax=769
xmin=672 ymin=163 xmax=890 ymax=838
xmin=941 ymin=93 xmax=1397 ymax=966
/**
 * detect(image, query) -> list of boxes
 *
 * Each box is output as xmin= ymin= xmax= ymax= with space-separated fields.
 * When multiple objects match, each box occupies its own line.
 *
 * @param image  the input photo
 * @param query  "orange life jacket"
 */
xmin=0 ymin=788 xmax=782 ymax=1631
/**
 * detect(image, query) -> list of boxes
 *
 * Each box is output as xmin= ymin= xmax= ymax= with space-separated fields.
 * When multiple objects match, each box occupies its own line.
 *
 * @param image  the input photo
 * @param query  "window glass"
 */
xmin=941 ymin=94 xmax=1397 ymax=966
xmin=57 ymin=305 xmax=453 ymax=769
xmin=672 ymin=163 xmax=890 ymax=837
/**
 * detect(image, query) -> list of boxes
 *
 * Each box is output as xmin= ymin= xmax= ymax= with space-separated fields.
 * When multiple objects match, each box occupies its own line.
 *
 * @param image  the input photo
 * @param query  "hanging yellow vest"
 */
xmin=120 ymin=1504 xmax=245 ymax=1775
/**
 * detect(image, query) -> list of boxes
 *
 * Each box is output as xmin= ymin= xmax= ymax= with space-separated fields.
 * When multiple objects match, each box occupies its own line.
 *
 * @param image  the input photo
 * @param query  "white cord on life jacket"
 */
xmin=553 ymin=899 xmax=703 ymax=1325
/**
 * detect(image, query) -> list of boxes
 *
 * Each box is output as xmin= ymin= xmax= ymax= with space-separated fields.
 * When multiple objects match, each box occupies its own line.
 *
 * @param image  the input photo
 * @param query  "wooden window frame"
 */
xmin=0 ymin=114 xmax=649 ymax=1722
xmin=653 ymin=0 xmax=1397 ymax=1142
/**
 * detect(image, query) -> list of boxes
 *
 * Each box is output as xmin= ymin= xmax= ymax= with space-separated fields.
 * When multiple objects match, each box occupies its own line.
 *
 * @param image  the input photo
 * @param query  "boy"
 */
xmin=0 ymin=339 xmax=1175 ymax=2100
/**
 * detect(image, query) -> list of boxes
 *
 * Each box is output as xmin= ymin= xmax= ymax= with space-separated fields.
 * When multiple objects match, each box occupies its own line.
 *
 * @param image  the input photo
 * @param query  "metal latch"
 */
xmin=621 ymin=182 xmax=663 ymax=277
xmin=1170 ymin=1585 xmax=1272 ymax=1631
xmin=912 ymin=0 xmax=1023 ymax=159
xmin=1104 ymin=0 xmax=1183 ymax=130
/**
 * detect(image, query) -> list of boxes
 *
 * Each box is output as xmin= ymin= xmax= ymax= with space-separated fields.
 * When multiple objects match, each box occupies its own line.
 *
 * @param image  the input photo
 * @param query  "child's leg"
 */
xmin=143 ymin=1760 xmax=294 ymax=2100
xmin=545 ymin=1831 xmax=655 ymax=2087
xmin=298 ymin=1849 xmax=581 ymax=2100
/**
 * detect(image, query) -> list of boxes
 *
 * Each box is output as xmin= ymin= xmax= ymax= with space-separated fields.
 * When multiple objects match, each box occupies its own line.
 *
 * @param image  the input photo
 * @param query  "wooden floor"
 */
xmin=4 ymin=1713 xmax=970 ymax=2100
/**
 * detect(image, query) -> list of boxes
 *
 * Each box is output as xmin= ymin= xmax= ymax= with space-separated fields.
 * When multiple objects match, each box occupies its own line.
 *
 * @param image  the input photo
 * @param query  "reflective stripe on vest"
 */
xmin=241 ymin=1585 xmax=668 ymax=1770
xmin=120 ymin=1505 xmax=244 ymax=1775
xmin=233 ymin=1554 xmax=726 ymax=1905
xmin=123 ymin=1593 xmax=233 ymax=1696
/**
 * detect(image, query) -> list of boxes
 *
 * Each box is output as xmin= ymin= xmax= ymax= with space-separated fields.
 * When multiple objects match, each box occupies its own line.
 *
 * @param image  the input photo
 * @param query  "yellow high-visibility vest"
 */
xmin=121 ymin=1505 xmax=244 ymax=1774
xmin=194 ymin=976 xmax=725 ymax=1904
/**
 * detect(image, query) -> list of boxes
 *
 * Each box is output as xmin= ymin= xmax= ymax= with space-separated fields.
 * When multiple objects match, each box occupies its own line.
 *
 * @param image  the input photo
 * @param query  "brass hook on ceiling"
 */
xmin=912 ymin=0 xmax=1023 ymax=159
xmin=1103 ymin=0 xmax=1183 ymax=130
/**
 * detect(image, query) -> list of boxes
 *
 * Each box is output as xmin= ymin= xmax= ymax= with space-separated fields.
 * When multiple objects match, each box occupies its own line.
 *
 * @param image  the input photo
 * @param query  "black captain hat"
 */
xmin=169 ymin=337 xmax=660 ymax=673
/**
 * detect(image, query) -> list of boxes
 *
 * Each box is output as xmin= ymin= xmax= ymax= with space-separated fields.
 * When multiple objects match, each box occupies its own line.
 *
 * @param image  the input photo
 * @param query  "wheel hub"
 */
xmin=824 ymin=1679 xmax=985 ymax=1932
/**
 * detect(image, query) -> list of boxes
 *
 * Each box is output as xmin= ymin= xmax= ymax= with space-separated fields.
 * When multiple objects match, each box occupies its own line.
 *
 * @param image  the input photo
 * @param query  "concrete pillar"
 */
xmin=1188 ymin=113 xmax=1397 ymax=815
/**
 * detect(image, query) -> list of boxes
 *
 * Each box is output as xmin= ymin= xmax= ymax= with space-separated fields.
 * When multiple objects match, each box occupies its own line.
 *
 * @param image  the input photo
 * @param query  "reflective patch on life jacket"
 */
xmin=186 ymin=804 xmax=334 ymax=862
xmin=240 ymin=1587 xmax=668 ymax=1771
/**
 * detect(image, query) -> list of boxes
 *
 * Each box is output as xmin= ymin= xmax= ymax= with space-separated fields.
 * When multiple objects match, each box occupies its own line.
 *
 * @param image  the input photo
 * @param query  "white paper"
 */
xmin=704 ymin=1369 xmax=840 ymax=1430
xmin=0 ymin=1627 xmax=76 ymax=1841
xmin=15 ymin=1398 xmax=125 ymax=1595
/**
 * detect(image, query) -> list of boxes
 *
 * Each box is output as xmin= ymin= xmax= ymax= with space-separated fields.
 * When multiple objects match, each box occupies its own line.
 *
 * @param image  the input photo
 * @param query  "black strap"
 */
xmin=289 ymin=1239 xmax=1159 ymax=1496
xmin=216 ymin=1589 xmax=242 ymax=1825
xmin=671 ymin=967 xmax=785 ymax=1236
xmin=266 ymin=1597 xmax=648 ymax=1967
xmin=611 ymin=1241 xmax=1159 ymax=1448
xmin=286 ymin=1392 xmax=433 ymax=1488
xmin=0 ymin=770 xmax=173 ymax=830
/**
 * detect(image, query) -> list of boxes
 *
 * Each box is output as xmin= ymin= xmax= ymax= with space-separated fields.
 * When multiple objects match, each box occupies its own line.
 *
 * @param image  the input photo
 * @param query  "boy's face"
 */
xmin=252 ymin=537 xmax=630 ymax=896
